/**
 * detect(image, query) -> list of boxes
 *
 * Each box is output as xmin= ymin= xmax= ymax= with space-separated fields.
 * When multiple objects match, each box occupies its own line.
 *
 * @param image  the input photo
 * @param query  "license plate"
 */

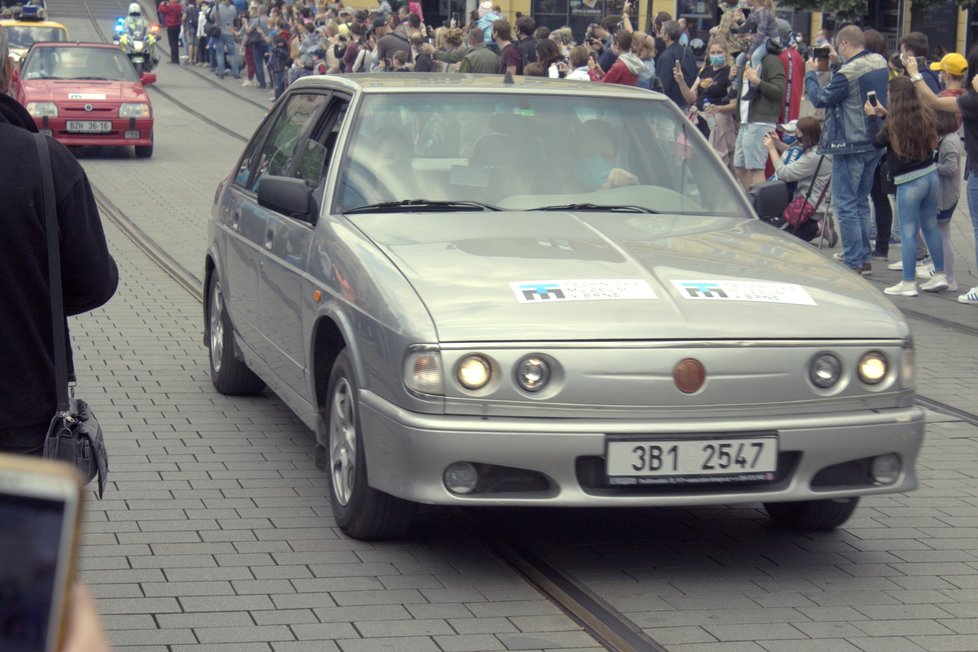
xmin=66 ymin=121 xmax=112 ymax=133
xmin=606 ymin=436 xmax=778 ymax=484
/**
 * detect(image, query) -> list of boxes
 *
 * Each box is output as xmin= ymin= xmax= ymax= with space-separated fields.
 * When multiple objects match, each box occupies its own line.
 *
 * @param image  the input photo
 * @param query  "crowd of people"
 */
xmin=145 ymin=0 xmax=978 ymax=303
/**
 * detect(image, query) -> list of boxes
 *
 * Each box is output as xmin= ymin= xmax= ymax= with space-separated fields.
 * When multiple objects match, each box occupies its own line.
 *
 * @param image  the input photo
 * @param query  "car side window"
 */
xmin=291 ymin=98 xmax=349 ymax=190
xmin=240 ymin=93 xmax=329 ymax=192
xmin=232 ymin=105 xmax=282 ymax=190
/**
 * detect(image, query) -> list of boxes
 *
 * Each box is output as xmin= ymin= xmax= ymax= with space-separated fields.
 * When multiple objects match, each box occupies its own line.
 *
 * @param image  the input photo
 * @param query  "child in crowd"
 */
xmin=733 ymin=0 xmax=779 ymax=100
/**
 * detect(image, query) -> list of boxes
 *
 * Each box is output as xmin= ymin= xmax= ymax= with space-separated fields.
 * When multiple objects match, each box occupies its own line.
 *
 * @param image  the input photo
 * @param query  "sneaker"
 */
xmin=947 ymin=281 xmax=958 ymax=292
xmin=958 ymin=286 xmax=978 ymax=304
xmin=241 ymin=79 xmax=253 ymax=86
xmin=884 ymin=280 xmax=918 ymax=296
xmin=915 ymin=263 xmax=935 ymax=280
xmin=833 ymin=252 xmax=844 ymax=260
xmin=920 ymin=273 xmax=948 ymax=292
xmin=859 ymin=262 xmax=872 ymax=275
xmin=887 ymin=260 xmax=903 ymax=271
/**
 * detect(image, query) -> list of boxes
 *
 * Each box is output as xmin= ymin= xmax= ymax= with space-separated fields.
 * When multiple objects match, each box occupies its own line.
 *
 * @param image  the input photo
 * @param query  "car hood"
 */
xmin=23 ymin=79 xmax=147 ymax=103
xmin=347 ymin=211 xmax=910 ymax=342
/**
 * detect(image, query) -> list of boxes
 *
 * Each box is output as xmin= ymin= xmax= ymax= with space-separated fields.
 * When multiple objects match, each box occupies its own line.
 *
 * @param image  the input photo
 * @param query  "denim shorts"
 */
xmin=734 ymin=122 xmax=772 ymax=170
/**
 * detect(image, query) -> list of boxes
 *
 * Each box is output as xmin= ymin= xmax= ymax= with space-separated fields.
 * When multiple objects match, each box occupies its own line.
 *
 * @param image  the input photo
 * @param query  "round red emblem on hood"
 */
xmin=674 ymin=358 xmax=706 ymax=394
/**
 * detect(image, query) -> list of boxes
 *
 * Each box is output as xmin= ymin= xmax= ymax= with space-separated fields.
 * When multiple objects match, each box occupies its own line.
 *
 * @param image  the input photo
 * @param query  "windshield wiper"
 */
xmin=344 ymin=199 xmax=500 ymax=214
xmin=531 ymin=203 xmax=659 ymax=214
xmin=75 ymin=76 xmax=112 ymax=80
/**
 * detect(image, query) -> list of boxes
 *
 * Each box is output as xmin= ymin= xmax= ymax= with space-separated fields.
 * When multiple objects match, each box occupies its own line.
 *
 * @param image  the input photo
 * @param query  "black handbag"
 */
xmin=34 ymin=133 xmax=109 ymax=499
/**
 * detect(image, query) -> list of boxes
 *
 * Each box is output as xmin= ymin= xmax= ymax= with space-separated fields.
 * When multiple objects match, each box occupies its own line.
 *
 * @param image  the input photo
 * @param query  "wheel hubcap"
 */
xmin=329 ymin=378 xmax=357 ymax=507
xmin=209 ymin=283 xmax=224 ymax=374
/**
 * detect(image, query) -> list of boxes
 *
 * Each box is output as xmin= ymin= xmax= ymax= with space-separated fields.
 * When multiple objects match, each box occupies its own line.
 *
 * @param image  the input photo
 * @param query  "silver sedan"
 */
xmin=204 ymin=74 xmax=923 ymax=539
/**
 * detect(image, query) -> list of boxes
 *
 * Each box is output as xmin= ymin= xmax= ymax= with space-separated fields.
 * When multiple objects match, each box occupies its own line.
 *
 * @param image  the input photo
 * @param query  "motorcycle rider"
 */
xmin=121 ymin=3 xmax=159 ymax=71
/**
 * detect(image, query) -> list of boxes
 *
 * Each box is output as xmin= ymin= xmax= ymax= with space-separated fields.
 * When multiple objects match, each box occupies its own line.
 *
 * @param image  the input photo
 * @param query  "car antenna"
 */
xmin=504 ymin=70 xmax=514 ymax=84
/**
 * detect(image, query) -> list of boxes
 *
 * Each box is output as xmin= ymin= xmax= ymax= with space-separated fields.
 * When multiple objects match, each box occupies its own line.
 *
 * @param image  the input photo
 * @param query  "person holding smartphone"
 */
xmin=655 ymin=19 xmax=696 ymax=109
xmin=804 ymin=25 xmax=889 ymax=275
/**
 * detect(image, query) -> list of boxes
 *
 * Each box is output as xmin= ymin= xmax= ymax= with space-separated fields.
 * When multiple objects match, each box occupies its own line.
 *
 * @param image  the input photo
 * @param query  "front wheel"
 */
xmin=764 ymin=497 xmax=859 ymax=530
xmin=325 ymin=349 xmax=416 ymax=539
xmin=206 ymin=272 xmax=265 ymax=395
xmin=132 ymin=59 xmax=144 ymax=76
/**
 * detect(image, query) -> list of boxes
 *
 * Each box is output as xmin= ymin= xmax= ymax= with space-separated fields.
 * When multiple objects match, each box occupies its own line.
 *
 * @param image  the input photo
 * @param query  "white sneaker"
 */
xmin=959 ymin=286 xmax=978 ymax=304
xmin=884 ymin=280 xmax=918 ymax=296
xmin=920 ymin=273 xmax=948 ymax=292
xmin=242 ymin=79 xmax=253 ymax=87
xmin=915 ymin=263 xmax=935 ymax=280
xmin=887 ymin=260 xmax=903 ymax=271
xmin=833 ymin=252 xmax=844 ymax=260
xmin=947 ymin=281 xmax=958 ymax=292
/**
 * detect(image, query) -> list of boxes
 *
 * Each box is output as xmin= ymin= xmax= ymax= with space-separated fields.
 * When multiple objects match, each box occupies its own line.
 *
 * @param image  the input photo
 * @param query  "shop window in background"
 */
xmin=532 ymin=0 xmax=636 ymax=43
xmin=678 ymin=0 xmax=718 ymax=48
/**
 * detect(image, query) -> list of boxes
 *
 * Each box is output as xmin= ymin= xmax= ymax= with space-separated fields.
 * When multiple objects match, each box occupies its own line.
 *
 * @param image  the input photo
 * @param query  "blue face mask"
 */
xmin=781 ymin=134 xmax=798 ymax=145
xmin=710 ymin=55 xmax=725 ymax=67
xmin=574 ymin=156 xmax=613 ymax=190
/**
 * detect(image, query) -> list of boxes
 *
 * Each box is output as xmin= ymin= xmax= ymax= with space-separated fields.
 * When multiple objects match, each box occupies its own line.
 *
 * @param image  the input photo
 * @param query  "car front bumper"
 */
xmin=36 ymin=117 xmax=153 ymax=147
xmin=358 ymin=390 xmax=925 ymax=506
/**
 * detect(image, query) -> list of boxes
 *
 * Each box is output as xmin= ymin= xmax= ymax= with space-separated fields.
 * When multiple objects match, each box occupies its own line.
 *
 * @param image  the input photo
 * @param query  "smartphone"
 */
xmin=867 ymin=90 xmax=878 ymax=107
xmin=674 ymin=60 xmax=681 ymax=72
xmin=813 ymin=46 xmax=830 ymax=58
xmin=0 ymin=456 xmax=84 ymax=652
xmin=915 ymin=56 xmax=926 ymax=71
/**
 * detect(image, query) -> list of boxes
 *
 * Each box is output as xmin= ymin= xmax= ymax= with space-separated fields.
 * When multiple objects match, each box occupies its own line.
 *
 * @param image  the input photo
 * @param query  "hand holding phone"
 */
xmin=867 ymin=90 xmax=878 ymax=107
xmin=0 ymin=456 xmax=84 ymax=652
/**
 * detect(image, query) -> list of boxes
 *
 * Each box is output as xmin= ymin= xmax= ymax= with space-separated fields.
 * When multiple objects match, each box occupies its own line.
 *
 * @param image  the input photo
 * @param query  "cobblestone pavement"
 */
xmin=48 ymin=0 xmax=978 ymax=649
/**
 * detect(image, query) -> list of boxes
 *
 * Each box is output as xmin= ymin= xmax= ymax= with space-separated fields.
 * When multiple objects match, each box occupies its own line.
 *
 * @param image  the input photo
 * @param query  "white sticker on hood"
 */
xmin=68 ymin=93 xmax=107 ymax=100
xmin=512 ymin=279 xmax=657 ymax=303
xmin=672 ymin=280 xmax=816 ymax=306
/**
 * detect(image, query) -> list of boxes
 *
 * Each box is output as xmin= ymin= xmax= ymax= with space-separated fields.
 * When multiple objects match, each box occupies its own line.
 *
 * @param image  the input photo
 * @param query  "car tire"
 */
xmin=207 ymin=272 xmax=265 ymax=395
xmin=135 ymin=135 xmax=153 ymax=159
xmin=325 ymin=349 xmax=416 ymax=539
xmin=764 ymin=497 xmax=859 ymax=530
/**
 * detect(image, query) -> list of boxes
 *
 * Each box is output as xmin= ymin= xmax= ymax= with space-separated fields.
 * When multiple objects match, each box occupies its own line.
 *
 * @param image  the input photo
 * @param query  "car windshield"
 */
xmin=333 ymin=92 xmax=748 ymax=217
xmin=5 ymin=25 xmax=67 ymax=49
xmin=22 ymin=46 xmax=138 ymax=82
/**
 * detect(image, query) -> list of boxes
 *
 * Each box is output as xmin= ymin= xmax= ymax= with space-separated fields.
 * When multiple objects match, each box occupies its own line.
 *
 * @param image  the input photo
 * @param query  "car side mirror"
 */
xmin=140 ymin=72 xmax=157 ymax=85
xmin=749 ymin=180 xmax=789 ymax=220
xmin=257 ymin=175 xmax=315 ymax=223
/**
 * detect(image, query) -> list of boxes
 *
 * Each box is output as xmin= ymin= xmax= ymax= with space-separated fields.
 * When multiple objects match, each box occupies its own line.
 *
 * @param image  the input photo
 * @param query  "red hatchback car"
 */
xmin=14 ymin=42 xmax=156 ymax=158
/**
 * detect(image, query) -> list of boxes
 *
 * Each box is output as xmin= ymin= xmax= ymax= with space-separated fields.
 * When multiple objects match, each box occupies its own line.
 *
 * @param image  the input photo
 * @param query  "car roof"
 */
xmin=289 ymin=72 xmax=667 ymax=101
xmin=0 ymin=19 xmax=68 ymax=29
xmin=24 ymin=41 xmax=120 ymax=50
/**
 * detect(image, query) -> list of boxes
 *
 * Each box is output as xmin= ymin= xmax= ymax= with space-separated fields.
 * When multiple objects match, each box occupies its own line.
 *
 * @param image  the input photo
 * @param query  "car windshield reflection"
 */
xmin=334 ymin=93 xmax=746 ymax=217
xmin=22 ymin=46 xmax=139 ymax=82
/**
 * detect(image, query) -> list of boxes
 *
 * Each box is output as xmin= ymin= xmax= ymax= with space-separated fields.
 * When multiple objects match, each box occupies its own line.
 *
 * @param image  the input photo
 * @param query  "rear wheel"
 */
xmin=207 ymin=273 xmax=265 ymax=395
xmin=764 ymin=497 xmax=859 ymax=530
xmin=326 ymin=349 xmax=416 ymax=539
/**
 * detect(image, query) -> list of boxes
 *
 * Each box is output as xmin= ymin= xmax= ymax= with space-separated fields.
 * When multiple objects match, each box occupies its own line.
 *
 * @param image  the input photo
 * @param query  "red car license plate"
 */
xmin=66 ymin=121 xmax=112 ymax=133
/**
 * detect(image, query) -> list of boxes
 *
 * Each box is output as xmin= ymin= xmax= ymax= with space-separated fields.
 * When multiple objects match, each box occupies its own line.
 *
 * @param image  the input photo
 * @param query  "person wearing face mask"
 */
xmin=804 ymin=25 xmax=889 ymax=275
xmin=674 ymin=38 xmax=733 ymax=138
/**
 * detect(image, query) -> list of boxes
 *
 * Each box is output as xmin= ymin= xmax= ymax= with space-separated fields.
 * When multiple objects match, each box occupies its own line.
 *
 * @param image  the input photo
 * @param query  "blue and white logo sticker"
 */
xmin=512 ymin=279 xmax=657 ymax=303
xmin=672 ymin=280 xmax=816 ymax=306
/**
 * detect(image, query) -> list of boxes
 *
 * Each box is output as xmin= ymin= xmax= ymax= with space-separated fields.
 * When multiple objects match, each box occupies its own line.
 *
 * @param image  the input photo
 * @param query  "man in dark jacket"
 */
xmin=0 ymin=27 xmax=119 ymax=456
xmin=655 ymin=20 xmax=697 ymax=109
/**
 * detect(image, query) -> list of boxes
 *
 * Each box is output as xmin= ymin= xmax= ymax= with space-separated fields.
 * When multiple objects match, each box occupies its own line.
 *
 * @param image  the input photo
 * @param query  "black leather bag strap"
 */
xmin=33 ymin=133 xmax=71 ymax=414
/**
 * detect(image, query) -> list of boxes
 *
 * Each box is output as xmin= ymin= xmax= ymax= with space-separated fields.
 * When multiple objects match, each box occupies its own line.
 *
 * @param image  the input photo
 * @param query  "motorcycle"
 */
xmin=118 ymin=22 xmax=159 ymax=76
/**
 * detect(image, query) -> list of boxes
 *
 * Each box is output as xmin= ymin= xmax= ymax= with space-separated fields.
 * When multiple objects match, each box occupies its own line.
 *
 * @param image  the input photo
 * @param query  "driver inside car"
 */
xmin=573 ymin=119 xmax=639 ymax=191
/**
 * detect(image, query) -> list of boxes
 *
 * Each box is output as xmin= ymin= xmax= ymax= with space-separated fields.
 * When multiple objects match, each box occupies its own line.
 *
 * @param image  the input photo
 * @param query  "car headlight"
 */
xmin=516 ymin=356 xmax=550 ymax=392
xmin=26 ymin=102 xmax=58 ymax=118
xmin=403 ymin=347 xmax=442 ymax=395
xmin=900 ymin=346 xmax=914 ymax=389
xmin=119 ymin=103 xmax=151 ymax=118
xmin=456 ymin=355 xmax=491 ymax=390
xmin=809 ymin=353 xmax=842 ymax=389
xmin=858 ymin=351 xmax=888 ymax=385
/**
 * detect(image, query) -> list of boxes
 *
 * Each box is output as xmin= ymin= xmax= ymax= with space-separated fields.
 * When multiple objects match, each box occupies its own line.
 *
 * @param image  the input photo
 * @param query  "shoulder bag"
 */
xmin=34 ymin=133 xmax=109 ymax=499
xmin=783 ymin=154 xmax=829 ymax=228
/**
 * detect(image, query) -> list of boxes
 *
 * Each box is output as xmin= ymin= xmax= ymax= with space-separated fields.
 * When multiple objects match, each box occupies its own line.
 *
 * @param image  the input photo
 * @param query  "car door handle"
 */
xmin=230 ymin=209 xmax=241 ymax=230
xmin=265 ymin=229 xmax=274 ymax=250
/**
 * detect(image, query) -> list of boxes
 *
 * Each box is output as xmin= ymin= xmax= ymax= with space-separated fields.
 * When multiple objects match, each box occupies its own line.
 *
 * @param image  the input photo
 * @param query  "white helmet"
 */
xmin=129 ymin=3 xmax=141 ymax=16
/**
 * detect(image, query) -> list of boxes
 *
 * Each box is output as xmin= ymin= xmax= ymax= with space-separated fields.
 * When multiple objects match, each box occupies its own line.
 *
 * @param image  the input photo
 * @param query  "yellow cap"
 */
xmin=930 ymin=53 xmax=967 ymax=77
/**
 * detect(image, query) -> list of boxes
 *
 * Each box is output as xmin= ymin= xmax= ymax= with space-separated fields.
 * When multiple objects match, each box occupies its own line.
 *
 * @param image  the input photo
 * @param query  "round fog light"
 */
xmin=810 ymin=353 xmax=842 ymax=389
xmin=444 ymin=462 xmax=478 ymax=494
xmin=517 ymin=356 xmax=550 ymax=392
xmin=871 ymin=453 xmax=900 ymax=484
xmin=457 ymin=355 xmax=491 ymax=390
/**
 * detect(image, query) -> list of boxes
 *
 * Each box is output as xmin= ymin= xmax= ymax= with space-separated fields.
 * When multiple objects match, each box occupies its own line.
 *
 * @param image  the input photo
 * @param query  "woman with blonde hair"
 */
xmin=630 ymin=32 xmax=657 ymax=90
xmin=674 ymin=38 xmax=734 ymax=161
